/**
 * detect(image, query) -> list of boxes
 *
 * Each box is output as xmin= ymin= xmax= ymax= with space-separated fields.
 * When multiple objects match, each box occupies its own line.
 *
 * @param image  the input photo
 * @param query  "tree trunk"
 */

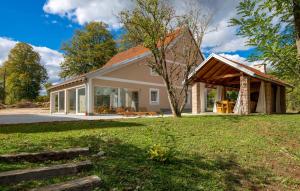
xmin=165 ymin=87 xmax=182 ymax=117
xmin=293 ymin=0 xmax=300 ymax=55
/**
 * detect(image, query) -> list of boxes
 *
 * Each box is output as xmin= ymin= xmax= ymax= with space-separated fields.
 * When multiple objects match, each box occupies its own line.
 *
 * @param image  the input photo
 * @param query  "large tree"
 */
xmin=4 ymin=43 xmax=48 ymax=104
xmin=230 ymin=0 xmax=300 ymax=80
xmin=60 ymin=22 xmax=117 ymax=78
xmin=230 ymin=0 xmax=300 ymax=111
xmin=120 ymin=0 xmax=211 ymax=117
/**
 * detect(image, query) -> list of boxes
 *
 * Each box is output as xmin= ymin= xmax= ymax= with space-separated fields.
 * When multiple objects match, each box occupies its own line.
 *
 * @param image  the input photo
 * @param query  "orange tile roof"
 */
xmin=103 ymin=28 xmax=182 ymax=68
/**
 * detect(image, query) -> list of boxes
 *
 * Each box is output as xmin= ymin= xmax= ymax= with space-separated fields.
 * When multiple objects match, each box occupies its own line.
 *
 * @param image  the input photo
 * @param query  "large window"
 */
xmin=68 ymin=89 xmax=76 ymax=114
xmin=58 ymin=91 xmax=65 ymax=113
xmin=149 ymin=88 xmax=159 ymax=105
xmin=53 ymin=92 xmax=59 ymax=112
xmin=77 ymin=88 xmax=86 ymax=114
xmin=94 ymin=87 xmax=118 ymax=110
xmin=185 ymin=91 xmax=191 ymax=105
xmin=94 ymin=87 xmax=139 ymax=113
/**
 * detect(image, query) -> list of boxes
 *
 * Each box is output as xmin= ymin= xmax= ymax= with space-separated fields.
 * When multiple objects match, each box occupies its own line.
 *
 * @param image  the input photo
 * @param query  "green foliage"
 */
xmin=226 ymin=91 xmax=238 ymax=101
xmin=0 ymin=67 xmax=5 ymax=103
xmin=117 ymin=30 xmax=139 ymax=52
xmin=287 ymin=82 xmax=300 ymax=111
xmin=34 ymin=95 xmax=49 ymax=103
xmin=148 ymin=144 xmax=174 ymax=162
xmin=43 ymin=82 xmax=52 ymax=97
xmin=0 ymin=115 xmax=299 ymax=190
xmin=60 ymin=22 xmax=117 ymax=78
xmin=4 ymin=43 xmax=48 ymax=104
xmin=230 ymin=0 xmax=300 ymax=79
xmin=230 ymin=0 xmax=300 ymax=111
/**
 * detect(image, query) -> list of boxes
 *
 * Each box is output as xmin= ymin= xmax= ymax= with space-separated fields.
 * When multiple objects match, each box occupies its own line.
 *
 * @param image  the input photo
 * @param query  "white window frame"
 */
xmin=150 ymin=67 xmax=159 ymax=76
xmin=149 ymin=88 xmax=160 ymax=105
xmin=76 ymin=87 xmax=86 ymax=115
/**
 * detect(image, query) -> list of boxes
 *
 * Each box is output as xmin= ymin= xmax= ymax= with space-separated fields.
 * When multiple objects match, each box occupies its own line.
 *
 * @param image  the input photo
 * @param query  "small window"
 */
xmin=149 ymin=88 xmax=159 ymax=105
xmin=185 ymin=91 xmax=191 ymax=105
xmin=150 ymin=68 xmax=159 ymax=76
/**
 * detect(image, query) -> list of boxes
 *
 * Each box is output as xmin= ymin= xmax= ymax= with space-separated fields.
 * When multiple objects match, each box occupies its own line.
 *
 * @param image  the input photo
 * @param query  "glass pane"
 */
xmin=58 ymin=91 xmax=65 ymax=112
xmin=68 ymin=89 xmax=76 ymax=114
xmin=78 ymin=88 xmax=86 ymax=113
xmin=94 ymin=87 xmax=118 ymax=113
xmin=54 ymin=93 xmax=58 ymax=112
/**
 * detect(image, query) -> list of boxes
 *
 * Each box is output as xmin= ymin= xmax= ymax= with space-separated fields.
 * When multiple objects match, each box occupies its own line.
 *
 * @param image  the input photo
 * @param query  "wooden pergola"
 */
xmin=189 ymin=54 xmax=292 ymax=115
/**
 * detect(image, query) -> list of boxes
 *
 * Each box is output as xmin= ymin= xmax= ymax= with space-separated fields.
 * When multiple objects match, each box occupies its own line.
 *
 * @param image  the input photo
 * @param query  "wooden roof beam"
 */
xmin=212 ymin=73 xmax=241 ymax=80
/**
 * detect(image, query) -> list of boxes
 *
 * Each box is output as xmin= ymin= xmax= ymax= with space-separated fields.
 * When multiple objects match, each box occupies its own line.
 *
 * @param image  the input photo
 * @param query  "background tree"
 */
xmin=60 ymin=22 xmax=117 ymax=78
xmin=120 ymin=0 xmax=211 ymax=117
xmin=117 ymin=29 xmax=140 ymax=52
xmin=0 ymin=67 xmax=6 ymax=103
xmin=4 ymin=43 xmax=48 ymax=104
xmin=44 ymin=82 xmax=52 ymax=97
xmin=230 ymin=0 xmax=300 ymax=111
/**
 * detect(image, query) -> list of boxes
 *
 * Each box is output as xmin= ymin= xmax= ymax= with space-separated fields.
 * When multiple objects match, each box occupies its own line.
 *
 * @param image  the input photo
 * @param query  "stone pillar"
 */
xmin=192 ymin=83 xmax=201 ymax=114
xmin=240 ymin=75 xmax=251 ymax=115
xmin=265 ymin=82 xmax=273 ymax=114
xmin=280 ymin=86 xmax=286 ymax=114
xmin=192 ymin=82 xmax=205 ymax=114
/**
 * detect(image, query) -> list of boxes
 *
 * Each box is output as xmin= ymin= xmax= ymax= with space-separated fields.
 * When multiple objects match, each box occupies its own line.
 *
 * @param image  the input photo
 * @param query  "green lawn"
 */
xmin=0 ymin=115 xmax=299 ymax=190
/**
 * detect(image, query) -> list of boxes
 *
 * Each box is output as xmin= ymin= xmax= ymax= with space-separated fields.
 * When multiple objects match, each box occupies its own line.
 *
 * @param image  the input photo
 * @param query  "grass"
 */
xmin=0 ymin=114 xmax=299 ymax=190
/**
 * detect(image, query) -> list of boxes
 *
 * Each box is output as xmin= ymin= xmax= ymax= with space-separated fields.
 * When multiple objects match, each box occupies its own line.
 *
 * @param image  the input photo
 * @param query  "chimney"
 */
xmin=253 ymin=63 xmax=267 ymax=73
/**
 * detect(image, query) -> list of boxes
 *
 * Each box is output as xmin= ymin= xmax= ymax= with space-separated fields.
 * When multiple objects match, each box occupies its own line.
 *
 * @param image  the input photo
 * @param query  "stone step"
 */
xmin=30 ymin=175 xmax=101 ymax=191
xmin=0 ymin=160 xmax=92 ymax=185
xmin=0 ymin=147 xmax=90 ymax=162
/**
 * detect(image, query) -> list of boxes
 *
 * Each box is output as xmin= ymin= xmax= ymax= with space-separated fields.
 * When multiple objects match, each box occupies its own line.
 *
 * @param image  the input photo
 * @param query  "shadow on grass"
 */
xmin=0 ymin=120 xmax=144 ymax=134
xmin=63 ymin=135 xmax=270 ymax=191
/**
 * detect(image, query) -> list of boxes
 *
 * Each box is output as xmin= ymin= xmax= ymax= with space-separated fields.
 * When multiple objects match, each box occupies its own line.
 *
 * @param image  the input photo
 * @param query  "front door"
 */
xmin=131 ymin=91 xmax=139 ymax=111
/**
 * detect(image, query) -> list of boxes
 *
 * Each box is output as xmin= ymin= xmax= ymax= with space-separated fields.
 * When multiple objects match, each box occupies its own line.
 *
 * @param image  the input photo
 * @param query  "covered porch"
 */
xmin=189 ymin=54 xmax=291 ymax=115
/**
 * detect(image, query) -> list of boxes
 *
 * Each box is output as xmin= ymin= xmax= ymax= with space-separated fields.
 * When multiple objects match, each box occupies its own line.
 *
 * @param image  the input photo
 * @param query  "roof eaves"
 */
xmin=48 ymin=76 xmax=87 ymax=91
xmin=188 ymin=53 xmax=292 ymax=87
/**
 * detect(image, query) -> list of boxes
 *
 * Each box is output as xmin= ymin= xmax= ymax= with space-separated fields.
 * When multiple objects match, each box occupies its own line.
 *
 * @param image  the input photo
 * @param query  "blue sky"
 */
xmin=0 ymin=1 xmax=79 ymax=50
xmin=0 ymin=0 xmax=257 ymax=84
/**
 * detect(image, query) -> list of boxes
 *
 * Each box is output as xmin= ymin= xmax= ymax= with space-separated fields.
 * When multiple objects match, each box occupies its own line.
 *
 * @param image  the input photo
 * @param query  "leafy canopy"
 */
xmin=4 ymin=43 xmax=48 ymax=104
xmin=60 ymin=22 xmax=117 ymax=78
xmin=230 ymin=0 xmax=300 ymax=80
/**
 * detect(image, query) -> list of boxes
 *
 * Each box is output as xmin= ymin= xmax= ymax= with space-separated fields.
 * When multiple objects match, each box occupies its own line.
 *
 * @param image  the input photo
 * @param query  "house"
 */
xmin=48 ymin=29 xmax=203 ymax=115
xmin=188 ymin=53 xmax=292 ymax=115
xmin=49 ymin=29 xmax=292 ymax=116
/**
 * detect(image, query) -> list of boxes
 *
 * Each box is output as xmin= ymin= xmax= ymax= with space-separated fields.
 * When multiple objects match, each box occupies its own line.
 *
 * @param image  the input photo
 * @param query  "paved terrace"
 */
xmin=0 ymin=108 xmax=226 ymax=125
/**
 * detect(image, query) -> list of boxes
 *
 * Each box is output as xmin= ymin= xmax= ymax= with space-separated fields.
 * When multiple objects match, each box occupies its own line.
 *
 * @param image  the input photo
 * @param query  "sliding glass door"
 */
xmin=77 ymin=87 xmax=86 ymax=114
xmin=58 ymin=91 xmax=65 ymax=113
xmin=68 ymin=89 xmax=76 ymax=114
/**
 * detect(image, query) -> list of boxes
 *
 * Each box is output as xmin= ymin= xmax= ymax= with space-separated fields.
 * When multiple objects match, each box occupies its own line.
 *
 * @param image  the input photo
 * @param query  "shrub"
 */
xmin=35 ymin=95 xmax=49 ymax=103
xmin=148 ymin=144 xmax=175 ymax=162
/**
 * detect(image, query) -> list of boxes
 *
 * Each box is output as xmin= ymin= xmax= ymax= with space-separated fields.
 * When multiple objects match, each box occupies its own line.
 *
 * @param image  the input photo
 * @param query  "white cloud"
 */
xmin=43 ymin=0 xmax=251 ymax=53
xmin=0 ymin=37 xmax=17 ymax=64
xmin=43 ymin=0 xmax=134 ymax=28
xmin=219 ymin=53 xmax=263 ymax=66
xmin=0 ymin=37 xmax=63 ymax=84
xmin=201 ymin=0 xmax=252 ymax=53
